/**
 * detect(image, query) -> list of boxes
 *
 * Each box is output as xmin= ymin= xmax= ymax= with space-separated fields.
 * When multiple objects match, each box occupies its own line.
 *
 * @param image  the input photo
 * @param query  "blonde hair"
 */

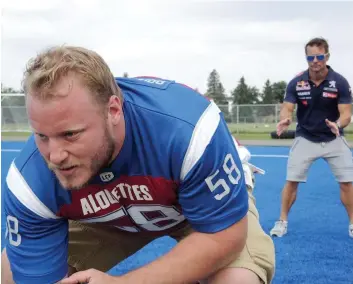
xmin=22 ymin=45 xmax=122 ymax=104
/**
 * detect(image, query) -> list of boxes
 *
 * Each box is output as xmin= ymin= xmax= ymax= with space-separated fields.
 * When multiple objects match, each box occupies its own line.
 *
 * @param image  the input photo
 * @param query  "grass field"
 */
xmin=227 ymin=123 xmax=353 ymax=140
xmin=0 ymin=130 xmax=282 ymax=141
xmin=2 ymin=123 xmax=353 ymax=141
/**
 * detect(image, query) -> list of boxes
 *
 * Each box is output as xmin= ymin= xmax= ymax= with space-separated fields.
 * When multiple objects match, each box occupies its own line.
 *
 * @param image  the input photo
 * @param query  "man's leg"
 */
xmin=279 ymin=181 xmax=299 ymax=221
xmin=340 ymin=182 xmax=353 ymax=223
xmin=1 ymin=222 xmax=156 ymax=283
xmin=270 ymin=137 xmax=318 ymax=237
xmin=342 ymin=182 xmax=353 ymax=237
xmin=206 ymin=267 xmax=262 ymax=284
xmin=324 ymin=137 xmax=353 ymax=237
xmin=209 ymin=186 xmax=275 ymax=284
xmin=171 ymin=186 xmax=275 ymax=284
xmin=67 ymin=220 xmax=155 ymax=273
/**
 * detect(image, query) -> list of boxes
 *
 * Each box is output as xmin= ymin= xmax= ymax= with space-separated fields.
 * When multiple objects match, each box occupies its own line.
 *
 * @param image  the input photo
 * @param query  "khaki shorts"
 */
xmin=287 ymin=136 xmax=353 ymax=183
xmin=68 ymin=187 xmax=275 ymax=284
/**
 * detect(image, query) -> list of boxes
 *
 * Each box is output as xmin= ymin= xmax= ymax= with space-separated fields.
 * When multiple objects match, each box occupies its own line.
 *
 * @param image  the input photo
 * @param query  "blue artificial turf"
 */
xmin=1 ymin=142 xmax=352 ymax=283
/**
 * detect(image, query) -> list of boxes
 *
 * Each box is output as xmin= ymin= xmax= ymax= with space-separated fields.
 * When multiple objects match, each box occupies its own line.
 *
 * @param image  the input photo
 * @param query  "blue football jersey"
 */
xmin=3 ymin=76 xmax=248 ymax=283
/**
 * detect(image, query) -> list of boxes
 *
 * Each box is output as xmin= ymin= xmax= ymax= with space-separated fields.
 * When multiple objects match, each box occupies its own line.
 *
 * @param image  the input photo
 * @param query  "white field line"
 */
xmin=1 ymin=149 xmax=290 ymax=158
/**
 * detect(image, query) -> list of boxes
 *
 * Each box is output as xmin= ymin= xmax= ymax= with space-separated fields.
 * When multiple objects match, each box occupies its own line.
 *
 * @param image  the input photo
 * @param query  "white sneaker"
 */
xmin=349 ymin=224 xmax=353 ymax=238
xmin=270 ymin=220 xmax=288 ymax=237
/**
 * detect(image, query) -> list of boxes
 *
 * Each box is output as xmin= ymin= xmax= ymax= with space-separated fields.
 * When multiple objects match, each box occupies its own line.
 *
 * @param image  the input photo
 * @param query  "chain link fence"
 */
xmin=1 ymin=94 xmax=30 ymax=132
xmin=218 ymin=103 xmax=352 ymax=134
xmin=1 ymin=94 xmax=352 ymax=135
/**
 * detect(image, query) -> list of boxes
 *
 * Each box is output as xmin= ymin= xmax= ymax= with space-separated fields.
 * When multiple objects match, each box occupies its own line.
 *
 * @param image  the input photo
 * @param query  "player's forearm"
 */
xmin=337 ymin=113 xmax=351 ymax=128
xmin=1 ymin=249 xmax=15 ymax=284
xmin=120 ymin=234 xmax=237 ymax=284
xmin=279 ymin=106 xmax=293 ymax=121
xmin=337 ymin=104 xmax=352 ymax=128
xmin=119 ymin=221 xmax=247 ymax=284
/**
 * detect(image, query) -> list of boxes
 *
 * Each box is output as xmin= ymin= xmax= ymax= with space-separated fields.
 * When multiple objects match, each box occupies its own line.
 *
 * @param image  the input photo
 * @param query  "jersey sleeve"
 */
xmin=178 ymin=103 xmax=249 ymax=233
xmin=283 ymin=79 xmax=297 ymax=104
xmin=338 ymin=76 xmax=352 ymax=104
xmin=3 ymin=162 xmax=68 ymax=284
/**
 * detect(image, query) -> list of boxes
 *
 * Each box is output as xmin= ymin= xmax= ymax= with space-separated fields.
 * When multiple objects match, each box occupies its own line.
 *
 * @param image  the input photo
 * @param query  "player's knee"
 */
xmin=206 ymin=267 xmax=262 ymax=284
xmin=285 ymin=181 xmax=299 ymax=191
xmin=339 ymin=182 xmax=353 ymax=192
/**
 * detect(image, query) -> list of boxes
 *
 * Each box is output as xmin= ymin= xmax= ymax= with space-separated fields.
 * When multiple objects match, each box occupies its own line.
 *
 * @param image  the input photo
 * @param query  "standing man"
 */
xmin=270 ymin=37 xmax=353 ymax=238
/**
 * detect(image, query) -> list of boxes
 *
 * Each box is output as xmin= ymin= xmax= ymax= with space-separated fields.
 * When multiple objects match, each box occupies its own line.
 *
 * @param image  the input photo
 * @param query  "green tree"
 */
xmin=260 ymin=79 xmax=274 ymax=104
xmin=231 ymin=77 xmax=258 ymax=105
xmin=205 ymin=69 xmax=228 ymax=105
xmin=256 ymin=80 xmax=288 ymax=123
xmin=257 ymin=80 xmax=277 ymax=121
xmin=205 ymin=69 xmax=230 ymax=121
xmin=249 ymin=86 xmax=261 ymax=104
xmin=231 ymin=77 xmax=259 ymax=123
xmin=272 ymin=81 xmax=287 ymax=103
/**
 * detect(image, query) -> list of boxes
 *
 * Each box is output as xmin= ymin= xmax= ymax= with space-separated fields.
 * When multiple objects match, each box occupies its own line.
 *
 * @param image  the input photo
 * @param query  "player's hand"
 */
xmin=60 ymin=269 xmax=119 ymax=284
xmin=325 ymin=119 xmax=340 ymax=136
xmin=276 ymin=118 xmax=291 ymax=136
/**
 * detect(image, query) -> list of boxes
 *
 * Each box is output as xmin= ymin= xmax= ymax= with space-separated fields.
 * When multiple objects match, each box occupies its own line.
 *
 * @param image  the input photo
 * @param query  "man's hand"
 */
xmin=325 ymin=119 xmax=340 ymax=136
xmin=60 ymin=269 xmax=119 ymax=284
xmin=276 ymin=118 xmax=291 ymax=136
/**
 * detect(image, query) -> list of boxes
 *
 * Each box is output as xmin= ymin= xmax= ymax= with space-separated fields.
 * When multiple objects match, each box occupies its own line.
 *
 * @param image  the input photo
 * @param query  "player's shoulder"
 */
xmin=289 ymin=70 xmax=307 ymax=83
xmin=116 ymin=76 xmax=211 ymax=126
xmin=284 ymin=70 xmax=309 ymax=91
xmin=6 ymin=135 xmax=65 ymax=217
xmin=115 ymin=76 xmax=224 ymax=181
xmin=329 ymin=68 xmax=350 ymax=85
xmin=11 ymin=135 xmax=49 ymax=175
xmin=12 ymin=135 xmax=41 ymax=169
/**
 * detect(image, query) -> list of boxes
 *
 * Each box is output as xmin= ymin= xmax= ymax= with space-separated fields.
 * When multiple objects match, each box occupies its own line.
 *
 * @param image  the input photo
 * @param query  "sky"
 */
xmin=1 ymin=0 xmax=353 ymax=95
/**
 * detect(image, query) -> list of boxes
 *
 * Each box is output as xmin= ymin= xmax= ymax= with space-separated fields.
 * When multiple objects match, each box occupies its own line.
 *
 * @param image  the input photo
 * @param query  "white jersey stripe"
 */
xmin=180 ymin=101 xmax=221 ymax=181
xmin=6 ymin=162 xmax=60 ymax=219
